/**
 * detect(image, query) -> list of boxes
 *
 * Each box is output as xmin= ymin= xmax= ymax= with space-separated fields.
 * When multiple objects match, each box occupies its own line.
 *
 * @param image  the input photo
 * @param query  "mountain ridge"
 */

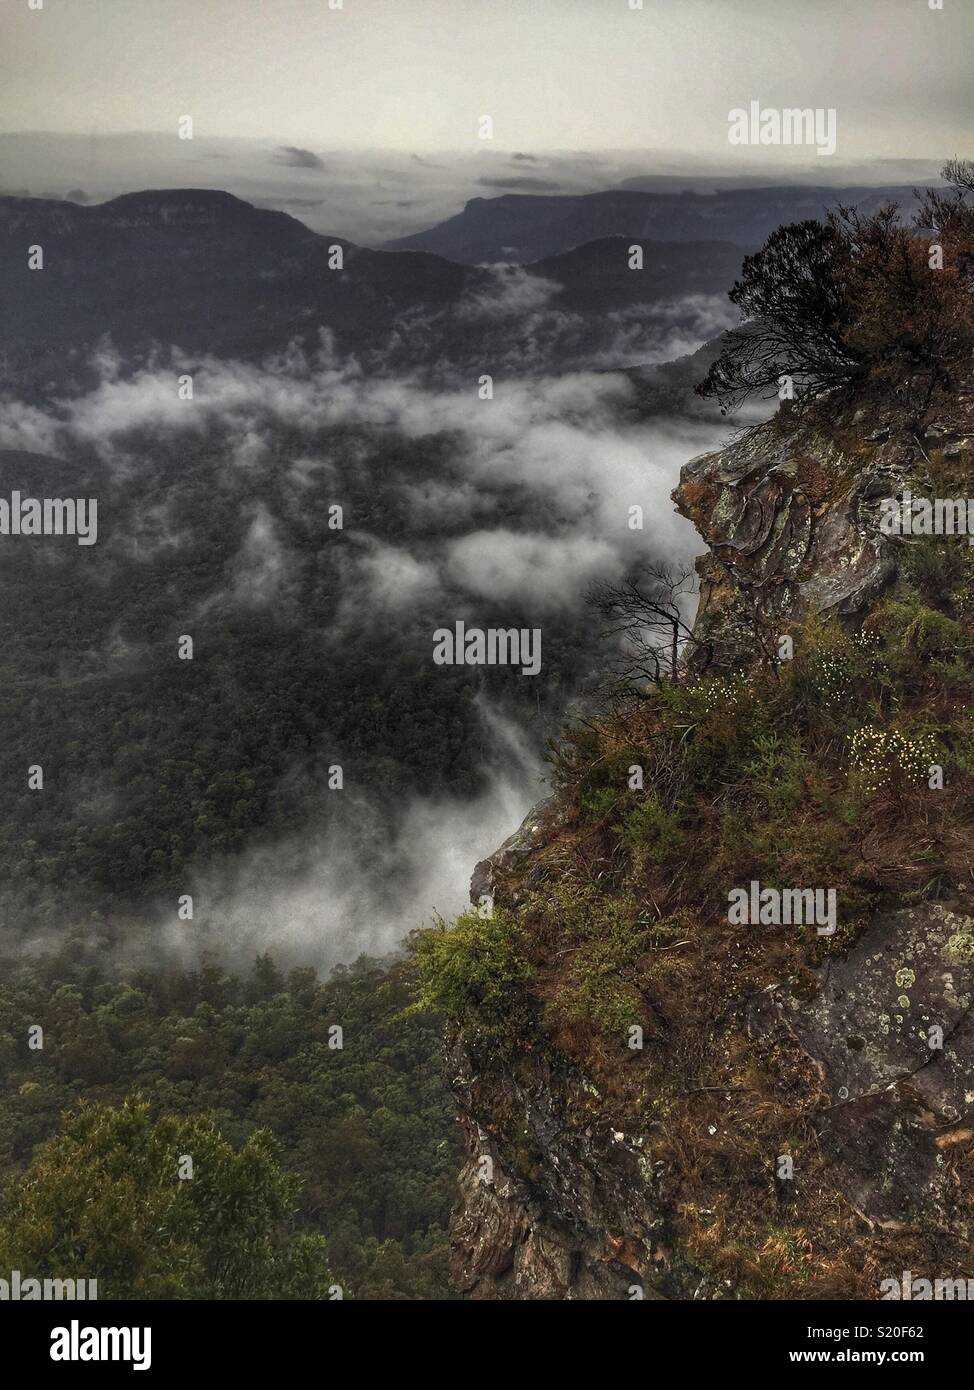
xmin=0 ymin=189 xmax=746 ymax=391
xmin=383 ymin=183 xmax=924 ymax=264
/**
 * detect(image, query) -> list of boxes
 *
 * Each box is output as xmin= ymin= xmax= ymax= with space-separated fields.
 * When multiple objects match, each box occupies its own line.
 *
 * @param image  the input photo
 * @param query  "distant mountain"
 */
xmin=532 ymin=237 xmax=744 ymax=312
xmin=382 ymin=185 xmax=923 ymax=264
xmin=0 ymin=190 xmax=747 ymax=389
xmin=0 ymin=189 xmax=474 ymax=390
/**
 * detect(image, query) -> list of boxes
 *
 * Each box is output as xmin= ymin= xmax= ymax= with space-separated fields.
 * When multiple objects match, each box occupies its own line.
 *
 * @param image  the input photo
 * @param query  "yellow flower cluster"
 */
xmin=848 ymin=726 xmax=937 ymax=794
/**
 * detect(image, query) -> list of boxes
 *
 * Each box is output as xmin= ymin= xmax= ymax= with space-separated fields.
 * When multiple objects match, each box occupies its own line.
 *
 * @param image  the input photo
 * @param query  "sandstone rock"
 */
xmin=754 ymin=902 xmax=974 ymax=1233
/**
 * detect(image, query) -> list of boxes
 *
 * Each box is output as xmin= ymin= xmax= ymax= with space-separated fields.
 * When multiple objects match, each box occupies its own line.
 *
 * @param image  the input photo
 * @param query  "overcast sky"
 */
xmin=2 ymin=0 xmax=972 ymax=160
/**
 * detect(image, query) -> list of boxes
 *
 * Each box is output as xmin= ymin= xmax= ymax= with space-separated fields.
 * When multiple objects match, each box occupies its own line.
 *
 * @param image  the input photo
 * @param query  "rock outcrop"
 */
xmin=446 ymin=386 xmax=974 ymax=1299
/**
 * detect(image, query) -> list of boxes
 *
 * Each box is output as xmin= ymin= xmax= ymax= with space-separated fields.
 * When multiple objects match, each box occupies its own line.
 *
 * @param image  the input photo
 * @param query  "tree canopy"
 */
xmin=697 ymin=161 xmax=974 ymax=417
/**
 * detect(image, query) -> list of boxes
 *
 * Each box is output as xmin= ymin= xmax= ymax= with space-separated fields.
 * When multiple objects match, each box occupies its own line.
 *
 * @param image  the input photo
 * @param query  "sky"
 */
xmin=2 ymin=0 xmax=971 ymax=159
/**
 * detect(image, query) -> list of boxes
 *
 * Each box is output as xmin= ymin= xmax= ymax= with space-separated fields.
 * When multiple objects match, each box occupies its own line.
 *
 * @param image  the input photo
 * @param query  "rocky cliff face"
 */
xmin=678 ymin=396 xmax=972 ymax=673
xmin=446 ymin=383 xmax=974 ymax=1299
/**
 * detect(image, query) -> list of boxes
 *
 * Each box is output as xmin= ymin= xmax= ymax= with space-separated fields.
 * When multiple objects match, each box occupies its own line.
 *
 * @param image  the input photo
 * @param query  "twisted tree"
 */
xmin=697 ymin=162 xmax=974 ymax=418
xmin=588 ymin=562 xmax=710 ymax=694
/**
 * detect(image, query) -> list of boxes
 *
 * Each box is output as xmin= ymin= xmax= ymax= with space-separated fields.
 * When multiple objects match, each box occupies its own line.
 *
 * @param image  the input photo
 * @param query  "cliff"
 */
xmin=441 ymin=377 xmax=974 ymax=1299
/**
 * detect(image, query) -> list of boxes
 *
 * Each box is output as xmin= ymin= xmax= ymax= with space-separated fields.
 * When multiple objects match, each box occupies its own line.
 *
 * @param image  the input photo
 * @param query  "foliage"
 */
xmin=0 ymin=951 xmax=460 ymax=1300
xmin=406 ymin=909 xmax=535 ymax=1044
xmin=0 ymin=1096 xmax=333 ymax=1300
xmin=697 ymin=218 xmax=865 ymax=410
xmin=697 ymin=163 xmax=974 ymax=415
xmin=621 ymin=794 xmax=685 ymax=867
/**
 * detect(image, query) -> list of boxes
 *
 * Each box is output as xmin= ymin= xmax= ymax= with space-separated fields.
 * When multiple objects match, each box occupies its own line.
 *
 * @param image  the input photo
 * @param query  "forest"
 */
xmin=0 ymin=947 xmax=459 ymax=1299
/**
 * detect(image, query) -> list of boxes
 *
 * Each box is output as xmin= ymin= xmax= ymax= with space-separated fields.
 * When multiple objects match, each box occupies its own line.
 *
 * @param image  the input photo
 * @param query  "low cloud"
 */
xmin=273 ymin=145 xmax=325 ymax=170
xmin=230 ymin=504 xmax=293 ymax=607
xmin=445 ymin=530 xmax=619 ymax=612
xmin=161 ymin=700 xmax=546 ymax=971
xmin=344 ymin=535 xmax=442 ymax=615
xmin=455 ymin=265 xmax=563 ymax=319
xmin=1 ymin=340 xmax=724 ymax=617
xmin=476 ymin=177 xmax=562 ymax=192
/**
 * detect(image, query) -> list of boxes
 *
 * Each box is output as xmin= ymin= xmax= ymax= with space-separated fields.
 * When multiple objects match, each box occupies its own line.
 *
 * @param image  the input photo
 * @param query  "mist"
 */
xmin=0 ymin=315 xmax=737 ymax=971
xmin=155 ymin=698 xmax=545 ymax=972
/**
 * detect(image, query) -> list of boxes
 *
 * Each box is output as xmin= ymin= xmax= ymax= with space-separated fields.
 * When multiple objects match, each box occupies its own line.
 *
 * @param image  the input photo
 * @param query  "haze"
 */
xmin=3 ymin=0 xmax=971 ymax=158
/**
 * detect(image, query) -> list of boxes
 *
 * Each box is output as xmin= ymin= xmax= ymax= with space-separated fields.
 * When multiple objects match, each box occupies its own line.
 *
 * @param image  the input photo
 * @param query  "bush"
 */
xmin=407 ymin=909 xmax=535 ymax=1043
xmin=697 ymin=162 xmax=974 ymax=416
xmin=622 ymin=794 xmax=685 ymax=866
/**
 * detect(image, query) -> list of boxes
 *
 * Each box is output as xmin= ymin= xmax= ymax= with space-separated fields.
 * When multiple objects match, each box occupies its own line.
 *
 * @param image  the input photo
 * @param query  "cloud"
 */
xmin=230 ymin=503 xmax=292 ymax=607
xmin=445 ymin=530 xmax=619 ymax=612
xmin=160 ymin=698 xmax=546 ymax=971
xmin=273 ymin=145 xmax=325 ymax=169
xmin=343 ymin=535 xmax=442 ymax=615
xmin=455 ymin=265 xmax=563 ymax=320
xmin=476 ymin=177 xmax=562 ymax=192
xmin=0 ymin=399 xmax=61 ymax=454
xmin=8 ymin=341 xmax=723 ymax=617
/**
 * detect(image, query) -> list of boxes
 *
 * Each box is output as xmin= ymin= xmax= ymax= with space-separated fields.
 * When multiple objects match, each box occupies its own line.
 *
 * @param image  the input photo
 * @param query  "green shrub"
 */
xmin=621 ymin=794 xmax=685 ymax=866
xmin=579 ymin=785 xmax=620 ymax=824
xmin=407 ymin=909 xmax=534 ymax=1041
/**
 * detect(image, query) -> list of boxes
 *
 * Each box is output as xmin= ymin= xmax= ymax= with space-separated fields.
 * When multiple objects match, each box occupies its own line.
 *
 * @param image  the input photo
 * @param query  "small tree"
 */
xmin=698 ymin=163 xmax=974 ymax=417
xmin=915 ymin=158 xmax=974 ymax=285
xmin=695 ymin=219 xmax=865 ymax=412
xmin=588 ymin=562 xmax=709 ymax=694
xmin=0 ymin=1096 xmax=335 ymax=1299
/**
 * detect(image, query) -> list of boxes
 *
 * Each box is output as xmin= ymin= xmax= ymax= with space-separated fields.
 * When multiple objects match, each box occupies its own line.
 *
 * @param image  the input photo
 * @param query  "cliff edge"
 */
xmin=439 ymin=377 xmax=974 ymax=1299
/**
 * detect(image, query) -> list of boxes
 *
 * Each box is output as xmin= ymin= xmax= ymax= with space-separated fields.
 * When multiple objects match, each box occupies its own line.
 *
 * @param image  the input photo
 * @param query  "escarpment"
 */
xmin=443 ymin=378 xmax=974 ymax=1300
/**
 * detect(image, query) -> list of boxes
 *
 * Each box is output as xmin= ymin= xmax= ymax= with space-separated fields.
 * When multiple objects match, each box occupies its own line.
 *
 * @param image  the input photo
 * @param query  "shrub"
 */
xmin=407 ymin=909 xmax=534 ymax=1043
xmin=697 ymin=162 xmax=974 ymax=416
xmin=621 ymin=794 xmax=685 ymax=867
xmin=848 ymin=726 xmax=940 ymax=796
